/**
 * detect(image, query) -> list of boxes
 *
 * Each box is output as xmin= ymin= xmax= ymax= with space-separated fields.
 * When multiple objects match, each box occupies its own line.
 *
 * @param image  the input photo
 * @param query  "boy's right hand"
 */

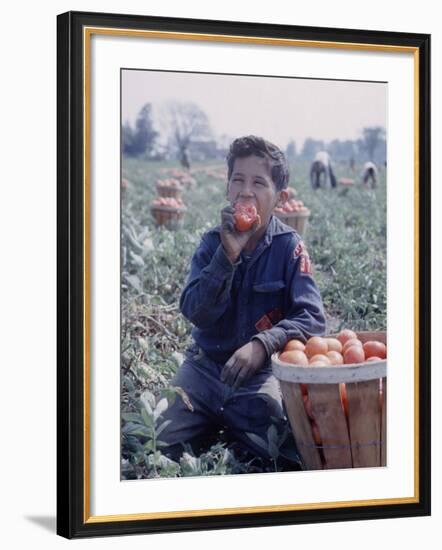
xmin=220 ymin=206 xmax=260 ymax=263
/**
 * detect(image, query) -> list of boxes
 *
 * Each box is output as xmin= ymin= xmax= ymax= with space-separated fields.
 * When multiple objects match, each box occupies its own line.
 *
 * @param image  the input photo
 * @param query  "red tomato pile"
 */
xmin=156 ymin=170 xmax=197 ymax=188
xmin=274 ymin=198 xmax=309 ymax=214
xmin=156 ymin=178 xmax=183 ymax=189
xmin=151 ymin=197 xmax=185 ymax=209
xmin=280 ymin=329 xmax=386 ymax=367
xmin=338 ymin=178 xmax=355 ymax=186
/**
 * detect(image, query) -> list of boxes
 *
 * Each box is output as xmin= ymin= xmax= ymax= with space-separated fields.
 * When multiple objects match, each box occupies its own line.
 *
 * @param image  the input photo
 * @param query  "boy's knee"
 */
xmin=245 ymin=394 xmax=285 ymax=431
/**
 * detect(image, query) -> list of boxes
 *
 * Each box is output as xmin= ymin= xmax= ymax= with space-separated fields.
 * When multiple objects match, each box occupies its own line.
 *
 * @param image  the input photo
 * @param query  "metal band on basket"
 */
xmin=272 ymin=354 xmax=386 ymax=383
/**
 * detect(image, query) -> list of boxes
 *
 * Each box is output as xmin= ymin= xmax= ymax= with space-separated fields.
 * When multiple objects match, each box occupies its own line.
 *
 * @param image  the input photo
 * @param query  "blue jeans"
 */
xmin=159 ymin=344 xmax=302 ymax=469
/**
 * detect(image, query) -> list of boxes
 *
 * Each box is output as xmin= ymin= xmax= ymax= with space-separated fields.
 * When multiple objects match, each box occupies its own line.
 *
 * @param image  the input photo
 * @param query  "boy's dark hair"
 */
xmin=226 ymin=135 xmax=289 ymax=191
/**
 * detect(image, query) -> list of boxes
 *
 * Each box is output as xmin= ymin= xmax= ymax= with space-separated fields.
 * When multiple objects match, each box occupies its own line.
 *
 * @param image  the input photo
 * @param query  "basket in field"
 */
xmin=155 ymin=181 xmax=183 ymax=199
xmin=274 ymin=209 xmax=310 ymax=236
xmin=272 ymin=331 xmax=386 ymax=470
xmin=150 ymin=205 xmax=186 ymax=229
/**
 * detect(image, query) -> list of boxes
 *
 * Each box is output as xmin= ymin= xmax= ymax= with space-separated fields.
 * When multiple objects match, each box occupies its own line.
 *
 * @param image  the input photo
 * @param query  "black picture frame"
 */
xmin=57 ymin=10 xmax=431 ymax=539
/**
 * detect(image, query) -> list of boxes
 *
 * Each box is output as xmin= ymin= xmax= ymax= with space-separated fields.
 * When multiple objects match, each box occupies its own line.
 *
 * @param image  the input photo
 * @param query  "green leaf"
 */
xmin=122 ymin=422 xmax=143 ymax=435
xmin=130 ymin=251 xmax=145 ymax=267
xmin=141 ymin=408 xmax=154 ymax=428
xmin=134 ymin=452 xmax=145 ymax=465
xmin=125 ymin=274 xmax=142 ymax=293
xmin=123 ymin=376 xmax=135 ymax=393
xmin=124 ymin=425 xmax=151 ymax=438
xmin=144 ymin=440 xmax=154 ymax=452
xmin=161 ymin=387 xmax=177 ymax=406
xmin=221 ymin=448 xmax=231 ymax=466
xmin=268 ymin=440 xmax=279 ymax=460
xmin=267 ymin=424 xmax=278 ymax=445
xmin=140 ymin=391 xmax=154 ymax=415
xmin=156 ymin=419 xmax=172 ymax=436
xmin=144 ymin=390 xmax=157 ymax=408
xmin=137 ymin=337 xmax=149 ymax=352
xmin=121 ymin=412 xmax=142 ymax=423
xmin=246 ymin=432 xmax=268 ymax=451
xmin=153 ymin=398 xmax=168 ymax=420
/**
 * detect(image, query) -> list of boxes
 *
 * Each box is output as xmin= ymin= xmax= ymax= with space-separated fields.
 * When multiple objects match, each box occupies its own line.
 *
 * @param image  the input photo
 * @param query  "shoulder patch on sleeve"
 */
xmin=300 ymin=254 xmax=313 ymax=275
xmin=291 ymin=237 xmax=313 ymax=275
xmin=293 ymin=240 xmax=307 ymax=258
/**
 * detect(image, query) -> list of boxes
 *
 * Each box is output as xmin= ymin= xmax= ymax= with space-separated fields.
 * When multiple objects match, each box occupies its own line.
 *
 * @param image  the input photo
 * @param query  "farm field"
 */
xmin=121 ymin=156 xmax=387 ymax=479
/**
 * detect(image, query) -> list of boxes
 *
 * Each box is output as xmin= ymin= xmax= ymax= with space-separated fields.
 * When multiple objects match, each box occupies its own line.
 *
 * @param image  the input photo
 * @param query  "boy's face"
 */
xmin=226 ymin=155 xmax=288 ymax=227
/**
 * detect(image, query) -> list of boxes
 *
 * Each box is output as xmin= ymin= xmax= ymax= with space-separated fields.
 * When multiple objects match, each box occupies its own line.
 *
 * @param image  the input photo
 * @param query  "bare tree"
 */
xmin=161 ymin=101 xmax=213 ymax=169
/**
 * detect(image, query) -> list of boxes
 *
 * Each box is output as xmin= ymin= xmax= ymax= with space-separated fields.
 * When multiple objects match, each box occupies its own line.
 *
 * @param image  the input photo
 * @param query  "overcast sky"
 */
xmin=122 ymin=69 xmax=386 ymax=150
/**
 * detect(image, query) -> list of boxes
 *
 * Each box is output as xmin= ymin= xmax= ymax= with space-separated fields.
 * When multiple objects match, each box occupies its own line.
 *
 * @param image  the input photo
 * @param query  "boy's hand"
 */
xmin=220 ymin=206 xmax=261 ymax=263
xmin=221 ymin=340 xmax=267 ymax=389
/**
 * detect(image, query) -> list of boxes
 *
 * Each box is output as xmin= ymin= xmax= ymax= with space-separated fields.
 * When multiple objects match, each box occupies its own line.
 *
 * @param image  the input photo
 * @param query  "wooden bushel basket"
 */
xmin=150 ymin=205 xmax=185 ymax=229
xmin=156 ymin=183 xmax=183 ymax=199
xmin=274 ymin=209 xmax=310 ymax=236
xmin=272 ymin=331 xmax=386 ymax=470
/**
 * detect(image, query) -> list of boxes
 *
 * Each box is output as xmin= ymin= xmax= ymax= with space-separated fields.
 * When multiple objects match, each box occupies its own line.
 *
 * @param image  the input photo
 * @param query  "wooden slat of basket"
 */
xmin=280 ymin=381 xmax=323 ymax=470
xmin=308 ymin=383 xmax=353 ymax=469
xmin=346 ymin=379 xmax=382 ymax=468
xmin=381 ymin=377 xmax=387 ymax=466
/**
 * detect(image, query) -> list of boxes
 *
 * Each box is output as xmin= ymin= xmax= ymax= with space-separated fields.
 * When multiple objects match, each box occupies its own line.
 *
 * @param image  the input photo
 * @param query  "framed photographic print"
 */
xmin=57 ymin=10 xmax=431 ymax=539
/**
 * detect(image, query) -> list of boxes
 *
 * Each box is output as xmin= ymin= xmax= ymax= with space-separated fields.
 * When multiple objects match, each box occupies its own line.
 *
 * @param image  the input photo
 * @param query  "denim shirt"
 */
xmin=180 ymin=215 xmax=326 ymax=364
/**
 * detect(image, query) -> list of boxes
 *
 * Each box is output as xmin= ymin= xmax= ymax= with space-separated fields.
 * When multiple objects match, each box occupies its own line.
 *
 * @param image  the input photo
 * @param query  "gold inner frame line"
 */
xmin=85 ymin=26 xmax=418 ymax=54
xmin=82 ymin=26 xmax=420 ymax=524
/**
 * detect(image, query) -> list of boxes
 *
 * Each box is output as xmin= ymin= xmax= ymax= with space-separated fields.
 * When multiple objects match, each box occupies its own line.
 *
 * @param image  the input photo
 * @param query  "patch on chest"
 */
xmin=255 ymin=308 xmax=283 ymax=332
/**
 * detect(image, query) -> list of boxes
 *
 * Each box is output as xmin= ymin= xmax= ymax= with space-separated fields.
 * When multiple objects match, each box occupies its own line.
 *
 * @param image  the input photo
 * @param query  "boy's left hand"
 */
xmin=221 ymin=340 xmax=267 ymax=389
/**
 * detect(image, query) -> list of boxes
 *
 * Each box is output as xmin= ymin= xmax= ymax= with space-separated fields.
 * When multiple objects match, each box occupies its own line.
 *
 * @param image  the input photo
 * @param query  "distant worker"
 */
xmin=310 ymin=151 xmax=337 ymax=189
xmin=361 ymin=161 xmax=378 ymax=188
xmin=180 ymin=150 xmax=191 ymax=171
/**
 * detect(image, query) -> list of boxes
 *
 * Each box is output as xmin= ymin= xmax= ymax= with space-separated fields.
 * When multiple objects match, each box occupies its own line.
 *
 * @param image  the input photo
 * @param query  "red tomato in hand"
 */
xmin=234 ymin=203 xmax=259 ymax=232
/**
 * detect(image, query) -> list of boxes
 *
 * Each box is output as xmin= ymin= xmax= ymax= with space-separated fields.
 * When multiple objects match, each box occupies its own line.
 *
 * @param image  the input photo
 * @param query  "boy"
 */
xmin=161 ymin=135 xmax=326 ymax=469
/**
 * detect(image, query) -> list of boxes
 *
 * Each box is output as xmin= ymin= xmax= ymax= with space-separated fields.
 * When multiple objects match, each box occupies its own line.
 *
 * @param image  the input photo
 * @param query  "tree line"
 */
xmin=286 ymin=127 xmax=386 ymax=165
xmin=123 ymin=101 xmax=386 ymax=166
